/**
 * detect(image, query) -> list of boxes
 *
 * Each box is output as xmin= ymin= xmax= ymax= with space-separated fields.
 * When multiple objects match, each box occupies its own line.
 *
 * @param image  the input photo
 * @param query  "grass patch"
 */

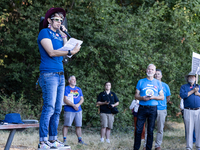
xmin=0 ymin=121 xmax=192 ymax=150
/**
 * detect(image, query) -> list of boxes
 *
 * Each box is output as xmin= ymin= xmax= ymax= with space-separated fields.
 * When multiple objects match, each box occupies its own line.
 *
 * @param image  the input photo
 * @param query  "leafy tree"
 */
xmin=1 ymin=0 xmax=200 ymax=128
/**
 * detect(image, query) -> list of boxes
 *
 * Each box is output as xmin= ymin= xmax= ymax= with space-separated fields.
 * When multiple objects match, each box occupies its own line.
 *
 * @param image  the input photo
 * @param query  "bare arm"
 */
xmin=150 ymin=90 xmax=164 ymax=100
xmin=167 ymin=96 xmax=171 ymax=103
xmin=75 ymin=96 xmax=84 ymax=108
xmin=59 ymin=25 xmax=68 ymax=45
xmin=188 ymin=88 xmax=196 ymax=97
xmin=62 ymin=36 xmax=68 ymax=45
xmin=111 ymin=102 xmax=119 ymax=107
xmin=135 ymin=89 xmax=151 ymax=101
xmin=96 ymin=101 xmax=110 ymax=106
xmin=40 ymin=37 xmax=80 ymax=57
xmin=64 ymin=95 xmax=79 ymax=111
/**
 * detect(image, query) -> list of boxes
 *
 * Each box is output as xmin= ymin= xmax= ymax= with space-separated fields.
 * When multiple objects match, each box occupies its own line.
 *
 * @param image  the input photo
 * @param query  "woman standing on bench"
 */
xmin=37 ymin=7 xmax=80 ymax=149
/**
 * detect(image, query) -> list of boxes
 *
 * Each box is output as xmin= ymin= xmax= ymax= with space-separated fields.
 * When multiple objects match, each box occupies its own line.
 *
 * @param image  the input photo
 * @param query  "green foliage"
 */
xmin=1 ymin=0 xmax=200 ymax=129
xmin=0 ymin=92 xmax=42 ymax=120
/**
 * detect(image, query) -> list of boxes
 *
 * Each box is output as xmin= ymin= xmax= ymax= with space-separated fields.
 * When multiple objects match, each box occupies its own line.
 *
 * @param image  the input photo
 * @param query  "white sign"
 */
xmin=191 ymin=52 xmax=200 ymax=75
xmin=63 ymin=93 xmax=74 ymax=105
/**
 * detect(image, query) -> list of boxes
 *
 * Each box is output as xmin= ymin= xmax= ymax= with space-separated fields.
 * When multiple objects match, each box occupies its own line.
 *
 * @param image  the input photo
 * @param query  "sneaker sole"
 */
xmin=58 ymin=146 xmax=71 ymax=150
xmin=38 ymin=148 xmax=58 ymax=150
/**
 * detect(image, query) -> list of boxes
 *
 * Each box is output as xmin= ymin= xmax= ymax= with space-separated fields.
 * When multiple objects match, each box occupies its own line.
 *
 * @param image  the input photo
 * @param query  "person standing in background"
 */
xmin=180 ymin=99 xmax=196 ymax=144
xmin=153 ymin=69 xmax=171 ymax=150
xmin=97 ymin=82 xmax=119 ymax=143
xmin=130 ymin=99 xmax=146 ymax=150
xmin=133 ymin=64 xmax=164 ymax=150
xmin=180 ymin=72 xmax=200 ymax=150
xmin=62 ymin=76 xmax=87 ymax=145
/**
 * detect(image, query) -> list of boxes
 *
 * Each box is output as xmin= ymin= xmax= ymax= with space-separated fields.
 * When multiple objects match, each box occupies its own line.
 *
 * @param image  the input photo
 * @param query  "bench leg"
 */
xmin=4 ymin=129 xmax=16 ymax=150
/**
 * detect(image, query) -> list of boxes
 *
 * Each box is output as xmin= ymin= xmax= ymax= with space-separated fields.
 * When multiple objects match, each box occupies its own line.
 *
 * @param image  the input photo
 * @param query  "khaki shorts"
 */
xmin=100 ymin=113 xmax=114 ymax=129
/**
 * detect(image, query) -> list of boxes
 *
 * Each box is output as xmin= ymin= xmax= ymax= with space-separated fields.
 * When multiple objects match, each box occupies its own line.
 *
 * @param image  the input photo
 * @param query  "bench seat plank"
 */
xmin=0 ymin=124 xmax=39 ymax=130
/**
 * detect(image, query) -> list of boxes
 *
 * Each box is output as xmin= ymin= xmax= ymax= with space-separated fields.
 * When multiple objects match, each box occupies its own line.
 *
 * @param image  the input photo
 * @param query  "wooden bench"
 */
xmin=0 ymin=120 xmax=39 ymax=150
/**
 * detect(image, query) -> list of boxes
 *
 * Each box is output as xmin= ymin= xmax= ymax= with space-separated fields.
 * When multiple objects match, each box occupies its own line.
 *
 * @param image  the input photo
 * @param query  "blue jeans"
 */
xmin=133 ymin=105 xmax=157 ymax=150
xmin=39 ymin=72 xmax=65 ymax=142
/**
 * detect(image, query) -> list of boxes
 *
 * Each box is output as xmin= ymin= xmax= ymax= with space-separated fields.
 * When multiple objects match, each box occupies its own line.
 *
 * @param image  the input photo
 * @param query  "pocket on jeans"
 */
xmin=43 ymin=72 xmax=55 ymax=78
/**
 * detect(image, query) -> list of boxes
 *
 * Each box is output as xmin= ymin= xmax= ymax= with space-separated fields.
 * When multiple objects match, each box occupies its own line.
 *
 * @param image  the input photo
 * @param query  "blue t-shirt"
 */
xmin=64 ymin=86 xmax=83 ymax=112
xmin=136 ymin=78 xmax=162 ymax=106
xmin=157 ymin=82 xmax=171 ymax=110
xmin=37 ymin=28 xmax=64 ymax=73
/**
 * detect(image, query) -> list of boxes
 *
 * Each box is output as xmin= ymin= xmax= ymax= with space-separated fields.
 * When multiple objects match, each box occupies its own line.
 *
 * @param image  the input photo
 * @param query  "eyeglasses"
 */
xmin=51 ymin=17 xmax=63 ymax=23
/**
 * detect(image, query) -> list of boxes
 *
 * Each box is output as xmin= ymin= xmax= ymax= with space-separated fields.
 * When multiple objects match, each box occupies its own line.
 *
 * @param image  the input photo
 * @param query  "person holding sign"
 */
xmin=133 ymin=64 xmax=164 ymax=150
xmin=62 ymin=76 xmax=87 ymax=145
xmin=180 ymin=72 xmax=200 ymax=150
xmin=37 ymin=7 xmax=80 ymax=149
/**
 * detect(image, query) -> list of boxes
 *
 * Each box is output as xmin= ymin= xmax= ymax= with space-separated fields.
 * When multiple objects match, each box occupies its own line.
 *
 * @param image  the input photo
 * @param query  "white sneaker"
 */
xmin=106 ymin=139 xmax=110 ymax=143
xmin=100 ymin=138 xmax=104 ymax=142
xmin=38 ymin=141 xmax=58 ymax=150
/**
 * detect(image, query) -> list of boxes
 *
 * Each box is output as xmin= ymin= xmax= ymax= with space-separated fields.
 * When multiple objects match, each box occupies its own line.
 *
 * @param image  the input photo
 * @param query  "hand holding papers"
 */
xmin=64 ymin=38 xmax=83 ymax=50
xmin=58 ymin=38 xmax=83 ymax=58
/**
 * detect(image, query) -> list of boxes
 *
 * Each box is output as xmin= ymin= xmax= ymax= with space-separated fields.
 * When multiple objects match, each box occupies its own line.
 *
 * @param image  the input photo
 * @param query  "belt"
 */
xmin=184 ymin=107 xmax=200 ymax=110
xmin=55 ymin=72 xmax=64 ymax=75
xmin=41 ymin=72 xmax=64 ymax=75
xmin=139 ymin=105 xmax=157 ymax=108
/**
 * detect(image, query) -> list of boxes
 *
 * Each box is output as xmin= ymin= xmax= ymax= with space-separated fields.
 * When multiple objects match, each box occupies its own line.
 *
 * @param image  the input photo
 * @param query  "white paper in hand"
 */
xmin=58 ymin=38 xmax=82 ymax=58
xmin=63 ymin=93 xmax=74 ymax=105
xmin=64 ymin=38 xmax=83 ymax=50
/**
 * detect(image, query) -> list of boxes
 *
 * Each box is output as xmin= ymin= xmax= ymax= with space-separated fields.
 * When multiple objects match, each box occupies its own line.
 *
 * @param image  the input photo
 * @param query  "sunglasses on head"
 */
xmin=51 ymin=17 xmax=63 ymax=22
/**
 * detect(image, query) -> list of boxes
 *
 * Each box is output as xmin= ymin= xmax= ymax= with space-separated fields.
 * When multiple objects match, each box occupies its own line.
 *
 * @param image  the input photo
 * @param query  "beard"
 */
xmin=188 ymin=79 xmax=195 ymax=84
xmin=71 ymin=83 xmax=76 ymax=86
xmin=147 ymin=72 xmax=154 ymax=77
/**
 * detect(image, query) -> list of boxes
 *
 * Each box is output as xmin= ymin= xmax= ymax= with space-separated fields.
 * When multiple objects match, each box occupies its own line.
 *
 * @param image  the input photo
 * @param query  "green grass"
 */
xmin=0 ymin=121 xmax=192 ymax=150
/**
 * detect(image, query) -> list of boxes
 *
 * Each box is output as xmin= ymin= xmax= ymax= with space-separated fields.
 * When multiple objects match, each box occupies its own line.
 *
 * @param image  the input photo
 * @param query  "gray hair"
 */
xmin=68 ymin=75 xmax=76 ymax=81
xmin=50 ymin=12 xmax=64 ymax=19
xmin=147 ymin=64 xmax=156 ymax=69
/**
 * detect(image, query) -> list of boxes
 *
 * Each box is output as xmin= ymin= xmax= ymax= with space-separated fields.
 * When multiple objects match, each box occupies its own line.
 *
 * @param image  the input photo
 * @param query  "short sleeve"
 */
xmin=64 ymin=86 xmax=69 ymax=96
xmin=79 ymin=88 xmax=83 ymax=97
xmin=165 ymin=84 xmax=171 ymax=96
xmin=38 ymin=29 xmax=51 ymax=42
xmin=136 ymin=80 xmax=141 ymax=91
xmin=113 ymin=92 xmax=119 ymax=102
xmin=97 ymin=92 xmax=102 ymax=102
xmin=158 ymin=81 xmax=162 ymax=93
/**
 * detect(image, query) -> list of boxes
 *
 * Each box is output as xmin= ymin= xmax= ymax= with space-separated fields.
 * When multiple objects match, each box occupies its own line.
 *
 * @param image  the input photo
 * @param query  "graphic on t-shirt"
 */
xmin=146 ymin=89 xmax=154 ymax=96
xmin=70 ymin=89 xmax=79 ymax=98
xmin=49 ymin=31 xmax=62 ymax=41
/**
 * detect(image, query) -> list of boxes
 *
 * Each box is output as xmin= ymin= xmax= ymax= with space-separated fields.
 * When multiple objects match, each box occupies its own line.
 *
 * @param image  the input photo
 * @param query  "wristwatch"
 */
xmin=67 ymin=50 xmax=72 ymax=56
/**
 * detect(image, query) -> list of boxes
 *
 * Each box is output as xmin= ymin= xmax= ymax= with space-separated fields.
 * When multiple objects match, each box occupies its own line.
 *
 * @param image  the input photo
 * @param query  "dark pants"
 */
xmin=133 ymin=105 xmax=157 ymax=150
